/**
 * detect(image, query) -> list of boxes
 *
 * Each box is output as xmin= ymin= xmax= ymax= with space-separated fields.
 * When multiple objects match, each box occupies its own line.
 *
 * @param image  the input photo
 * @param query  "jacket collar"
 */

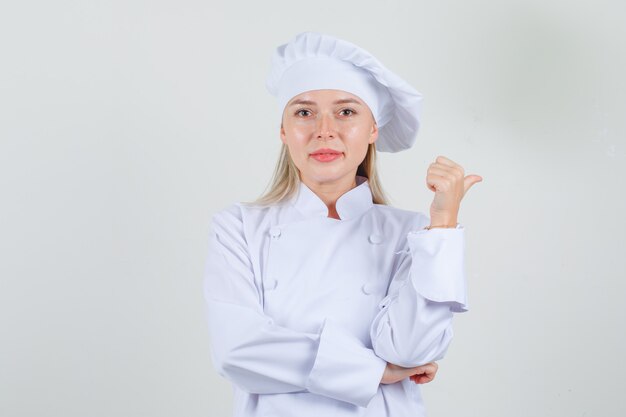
xmin=290 ymin=175 xmax=374 ymax=221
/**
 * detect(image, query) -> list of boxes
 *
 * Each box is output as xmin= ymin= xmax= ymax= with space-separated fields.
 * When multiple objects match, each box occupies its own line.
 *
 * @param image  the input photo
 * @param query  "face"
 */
xmin=280 ymin=89 xmax=378 ymax=187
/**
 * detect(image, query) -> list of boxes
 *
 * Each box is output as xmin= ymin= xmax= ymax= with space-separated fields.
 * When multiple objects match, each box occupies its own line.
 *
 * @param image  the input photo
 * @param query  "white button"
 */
xmin=265 ymin=279 xmax=278 ymax=290
xmin=269 ymin=227 xmax=281 ymax=239
xmin=368 ymin=233 xmax=382 ymax=244
xmin=362 ymin=283 xmax=376 ymax=295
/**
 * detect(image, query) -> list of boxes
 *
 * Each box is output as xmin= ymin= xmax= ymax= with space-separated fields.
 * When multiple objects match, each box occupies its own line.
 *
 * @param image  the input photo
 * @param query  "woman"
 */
xmin=203 ymin=32 xmax=482 ymax=417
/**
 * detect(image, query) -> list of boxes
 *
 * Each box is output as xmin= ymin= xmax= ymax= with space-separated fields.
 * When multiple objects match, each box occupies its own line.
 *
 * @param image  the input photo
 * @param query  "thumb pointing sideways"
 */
xmin=463 ymin=174 xmax=483 ymax=194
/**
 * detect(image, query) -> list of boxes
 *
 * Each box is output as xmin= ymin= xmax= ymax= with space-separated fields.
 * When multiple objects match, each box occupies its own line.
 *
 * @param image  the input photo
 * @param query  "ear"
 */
xmin=280 ymin=123 xmax=286 ymax=144
xmin=369 ymin=122 xmax=379 ymax=144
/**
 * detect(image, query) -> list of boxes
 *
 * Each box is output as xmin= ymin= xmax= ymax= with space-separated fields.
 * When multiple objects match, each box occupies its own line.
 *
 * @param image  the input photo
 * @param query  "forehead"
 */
xmin=287 ymin=89 xmax=366 ymax=106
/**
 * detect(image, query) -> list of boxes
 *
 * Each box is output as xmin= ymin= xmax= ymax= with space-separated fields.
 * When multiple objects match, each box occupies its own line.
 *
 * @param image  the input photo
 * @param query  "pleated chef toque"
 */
xmin=265 ymin=31 xmax=423 ymax=153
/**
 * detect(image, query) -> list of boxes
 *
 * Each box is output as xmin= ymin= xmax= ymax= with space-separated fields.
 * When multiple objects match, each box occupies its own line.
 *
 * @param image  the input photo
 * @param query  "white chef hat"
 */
xmin=265 ymin=31 xmax=423 ymax=153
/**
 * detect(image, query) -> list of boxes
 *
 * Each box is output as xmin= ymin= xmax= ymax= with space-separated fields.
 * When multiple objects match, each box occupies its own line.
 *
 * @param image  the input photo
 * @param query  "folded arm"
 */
xmin=203 ymin=205 xmax=387 ymax=407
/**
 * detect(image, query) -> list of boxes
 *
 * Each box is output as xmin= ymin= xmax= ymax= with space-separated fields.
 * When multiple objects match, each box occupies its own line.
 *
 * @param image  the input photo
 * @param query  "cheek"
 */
xmin=282 ymin=129 xmax=310 ymax=158
xmin=343 ymin=125 xmax=372 ymax=145
xmin=283 ymin=126 xmax=310 ymax=145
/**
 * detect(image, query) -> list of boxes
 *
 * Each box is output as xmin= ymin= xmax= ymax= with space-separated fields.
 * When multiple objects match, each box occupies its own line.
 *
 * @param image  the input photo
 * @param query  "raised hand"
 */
xmin=426 ymin=155 xmax=482 ymax=228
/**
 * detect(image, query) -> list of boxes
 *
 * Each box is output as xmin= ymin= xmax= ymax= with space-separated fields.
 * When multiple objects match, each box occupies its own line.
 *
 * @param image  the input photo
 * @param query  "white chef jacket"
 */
xmin=203 ymin=175 xmax=468 ymax=417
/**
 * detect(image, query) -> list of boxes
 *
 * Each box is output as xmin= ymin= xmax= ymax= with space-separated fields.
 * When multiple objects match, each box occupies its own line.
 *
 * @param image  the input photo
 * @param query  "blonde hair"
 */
xmin=242 ymin=142 xmax=391 ymax=207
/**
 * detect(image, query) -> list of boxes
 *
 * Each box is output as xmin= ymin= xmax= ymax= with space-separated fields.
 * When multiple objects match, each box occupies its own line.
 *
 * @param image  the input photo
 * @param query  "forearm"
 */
xmin=206 ymin=299 xmax=317 ymax=393
xmin=206 ymin=298 xmax=386 ymax=407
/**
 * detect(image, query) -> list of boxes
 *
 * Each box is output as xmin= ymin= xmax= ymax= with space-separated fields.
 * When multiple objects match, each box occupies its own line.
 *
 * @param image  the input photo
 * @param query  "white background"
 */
xmin=1 ymin=1 xmax=625 ymax=416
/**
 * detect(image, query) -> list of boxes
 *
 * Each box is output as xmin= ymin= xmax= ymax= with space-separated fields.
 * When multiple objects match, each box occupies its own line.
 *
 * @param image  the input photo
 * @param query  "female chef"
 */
xmin=203 ymin=32 xmax=482 ymax=417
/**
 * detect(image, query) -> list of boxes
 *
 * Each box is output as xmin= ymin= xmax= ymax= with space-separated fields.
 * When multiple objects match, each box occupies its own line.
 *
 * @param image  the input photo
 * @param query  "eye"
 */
xmin=339 ymin=108 xmax=356 ymax=116
xmin=295 ymin=109 xmax=312 ymax=117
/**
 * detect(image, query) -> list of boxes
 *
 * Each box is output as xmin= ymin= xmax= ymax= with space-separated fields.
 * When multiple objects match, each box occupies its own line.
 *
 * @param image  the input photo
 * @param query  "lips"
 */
xmin=310 ymin=148 xmax=343 ymax=162
xmin=310 ymin=148 xmax=342 ymax=155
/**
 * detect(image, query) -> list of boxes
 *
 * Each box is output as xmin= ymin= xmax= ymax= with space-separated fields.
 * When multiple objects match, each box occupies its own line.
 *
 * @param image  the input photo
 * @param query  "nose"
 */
xmin=316 ymin=112 xmax=335 ymax=140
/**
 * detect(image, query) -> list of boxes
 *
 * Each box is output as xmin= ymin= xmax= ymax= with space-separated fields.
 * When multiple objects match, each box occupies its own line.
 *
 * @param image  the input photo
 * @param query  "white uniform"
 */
xmin=203 ymin=175 xmax=468 ymax=416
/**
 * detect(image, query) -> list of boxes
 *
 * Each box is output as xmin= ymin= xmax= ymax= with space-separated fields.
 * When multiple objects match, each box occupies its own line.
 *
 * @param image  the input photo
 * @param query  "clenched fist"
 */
xmin=426 ymin=156 xmax=482 ymax=228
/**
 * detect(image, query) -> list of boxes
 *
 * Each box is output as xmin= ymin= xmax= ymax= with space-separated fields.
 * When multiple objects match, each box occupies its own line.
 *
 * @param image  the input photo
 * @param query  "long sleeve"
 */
xmin=369 ymin=224 xmax=468 ymax=368
xmin=203 ymin=205 xmax=387 ymax=408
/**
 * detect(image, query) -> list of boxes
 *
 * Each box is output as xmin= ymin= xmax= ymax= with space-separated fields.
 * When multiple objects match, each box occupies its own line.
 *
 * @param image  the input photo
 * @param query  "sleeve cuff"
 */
xmin=305 ymin=318 xmax=386 ymax=407
xmin=407 ymin=225 xmax=468 ymax=312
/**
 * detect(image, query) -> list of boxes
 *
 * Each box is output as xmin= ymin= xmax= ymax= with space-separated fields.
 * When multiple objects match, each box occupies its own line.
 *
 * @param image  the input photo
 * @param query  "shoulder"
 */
xmin=210 ymin=202 xmax=242 ymax=229
xmin=210 ymin=200 xmax=286 ymax=238
xmin=210 ymin=202 xmax=258 ymax=227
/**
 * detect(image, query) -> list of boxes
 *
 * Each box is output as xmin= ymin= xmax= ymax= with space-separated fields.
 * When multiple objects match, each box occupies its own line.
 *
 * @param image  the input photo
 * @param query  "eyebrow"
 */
xmin=288 ymin=98 xmax=363 ymax=107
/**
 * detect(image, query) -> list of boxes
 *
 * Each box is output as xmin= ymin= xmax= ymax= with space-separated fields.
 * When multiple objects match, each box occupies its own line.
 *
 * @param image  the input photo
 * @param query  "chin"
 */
xmin=303 ymin=169 xmax=354 ymax=185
